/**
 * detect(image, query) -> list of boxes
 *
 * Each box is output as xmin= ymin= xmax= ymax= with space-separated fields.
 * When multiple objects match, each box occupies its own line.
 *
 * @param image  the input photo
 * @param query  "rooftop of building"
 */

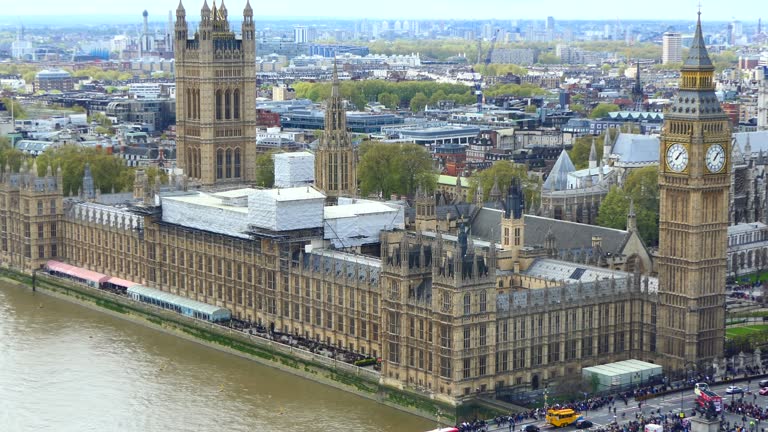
xmin=610 ymin=133 xmax=660 ymax=165
xmin=36 ymin=69 xmax=72 ymax=79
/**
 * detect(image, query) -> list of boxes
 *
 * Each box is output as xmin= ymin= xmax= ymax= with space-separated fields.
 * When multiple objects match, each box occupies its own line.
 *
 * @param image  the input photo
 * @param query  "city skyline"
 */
xmin=0 ymin=0 xmax=762 ymax=23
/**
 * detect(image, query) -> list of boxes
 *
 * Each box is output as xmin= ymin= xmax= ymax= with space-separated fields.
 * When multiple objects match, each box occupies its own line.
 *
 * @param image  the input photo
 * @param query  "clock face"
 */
xmin=666 ymin=143 xmax=689 ymax=173
xmin=705 ymin=144 xmax=726 ymax=173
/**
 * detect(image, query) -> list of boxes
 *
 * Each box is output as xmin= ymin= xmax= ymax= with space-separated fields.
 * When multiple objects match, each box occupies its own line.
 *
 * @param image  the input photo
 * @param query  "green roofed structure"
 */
xmin=582 ymin=359 xmax=663 ymax=392
xmin=127 ymin=284 xmax=231 ymax=322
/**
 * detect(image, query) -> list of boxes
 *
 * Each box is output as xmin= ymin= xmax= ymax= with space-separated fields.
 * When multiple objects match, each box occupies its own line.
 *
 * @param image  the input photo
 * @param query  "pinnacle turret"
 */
xmin=331 ymin=58 xmax=340 ymax=98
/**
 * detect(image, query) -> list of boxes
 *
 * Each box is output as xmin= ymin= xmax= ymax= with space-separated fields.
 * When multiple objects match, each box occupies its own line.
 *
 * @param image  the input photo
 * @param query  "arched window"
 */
xmin=233 ymin=89 xmax=240 ymax=119
xmin=195 ymin=89 xmax=200 ymax=119
xmin=225 ymin=149 xmax=232 ymax=178
xmin=234 ymin=148 xmax=241 ymax=178
xmin=186 ymin=89 xmax=192 ymax=119
xmin=186 ymin=151 xmax=193 ymax=178
xmin=463 ymin=293 xmax=471 ymax=315
xmin=215 ymin=90 xmax=223 ymax=120
xmin=225 ymin=89 xmax=231 ymax=120
xmin=216 ymin=149 xmax=224 ymax=179
xmin=479 ymin=291 xmax=487 ymax=313
xmin=195 ymin=148 xmax=201 ymax=179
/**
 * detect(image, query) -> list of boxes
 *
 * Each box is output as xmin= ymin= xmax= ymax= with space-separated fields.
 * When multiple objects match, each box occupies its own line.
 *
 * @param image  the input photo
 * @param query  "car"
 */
xmin=726 ymin=386 xmax=744 ymax=394
xmin=760 ymin=379 xmax=768 ymax=388
xmin=760 ymin=387 xmax=768 ymax=396
xmin=523 ymin=425 xmax=540 ymax=432
xmin=575 ymin=420 xmax=594 ymax=429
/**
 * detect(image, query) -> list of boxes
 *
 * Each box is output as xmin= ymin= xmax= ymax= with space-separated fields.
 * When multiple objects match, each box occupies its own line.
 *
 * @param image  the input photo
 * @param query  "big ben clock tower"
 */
xmin=657 ymin=12 xmax=731 ymax=371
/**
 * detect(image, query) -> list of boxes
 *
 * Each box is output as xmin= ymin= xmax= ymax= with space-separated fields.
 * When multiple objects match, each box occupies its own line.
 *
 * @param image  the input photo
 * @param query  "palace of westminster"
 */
xmin=0 ymin=4 xmax=733 ymax=405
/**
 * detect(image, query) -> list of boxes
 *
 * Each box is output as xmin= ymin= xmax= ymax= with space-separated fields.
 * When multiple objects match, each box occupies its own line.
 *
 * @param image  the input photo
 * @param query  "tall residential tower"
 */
xmin=662 ymin=32 xmax=682 ymax=64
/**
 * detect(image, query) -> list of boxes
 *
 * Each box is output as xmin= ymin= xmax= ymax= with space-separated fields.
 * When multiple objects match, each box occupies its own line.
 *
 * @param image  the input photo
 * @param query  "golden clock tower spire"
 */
xmin=656 ymin=11 xmax=730 ymax=371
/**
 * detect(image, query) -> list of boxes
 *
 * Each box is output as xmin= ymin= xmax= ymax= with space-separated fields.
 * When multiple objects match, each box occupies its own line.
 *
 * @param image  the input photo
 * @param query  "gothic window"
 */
xmin=225 ymin=149 xmax=232 ymax=178
xmin=215 ymin=90 xmax=223 ymax=120
xmin=196 ymin=89 xmax=201 ymax=119
xmin=216 ymin=149 xmax=224 ymax=179
xmin=233 ymin=89 xmax=240 ymax=119
xmin=234 ymin=148 xmax=241 ymax=178
xmin=479 ymin=291 xmax=487 ymax=313
xmin=187 ymin=151 xmax=193 ymax=178
xmin=463 ymin=293 xmax=471 ymax=315
xmin=186 ymin=89 xmax=192 ymax=118
xmin=225 ymin=89 xmax=231 ymax=120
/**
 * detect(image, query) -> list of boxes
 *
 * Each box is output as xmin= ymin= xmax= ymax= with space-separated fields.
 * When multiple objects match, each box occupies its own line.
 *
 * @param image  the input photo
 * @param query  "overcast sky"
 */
xmin=0 ymin=0 xmax=760 ymax=21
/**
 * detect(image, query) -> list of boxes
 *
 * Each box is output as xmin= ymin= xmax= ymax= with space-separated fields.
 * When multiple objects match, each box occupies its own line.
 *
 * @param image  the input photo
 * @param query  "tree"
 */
xmin=397 ymin=144 xmax=437 ymax=197
xmin=428 ymin=90 xmax=448 ymax=107
xmin=33 ymin=146 xmax=133 ymax=196
xmin=377 ymin=92 xmax=400 ymax=110
xmin=594 ymin=167 xmax=660 ymax=246
xmin=469 ymin=160 xmax=538 ymax=207
xmin=144 ymin=166 xmax=169 ymax=188
xmin=409 ymin=92 xmax=428 ymax=113
xmin=589 ymin=103 xmax=620 ymax=119
xmin=254 ymin=150 xmax=278 ymax=188
xmin=624 ymin=166 xmax=659 ymax=246
xmin=0 ymin=138 xmax=26 ymax=172
xmin=568 ymin=130 xmax=614 ymax=169
xmin=358 ymin=142 xmax=400 ymax=198
xmin=595 ymin=186 xmax=630 ymax=230
xmin=537 ymin=53 xmax=561 ymax=64
xmin=1 ymin=97 xmax=26 ymax=119
xmin=570 ymin=103 xmax=586 ymax=114
xmin=357 ymin=142 xmax=437 ymax=198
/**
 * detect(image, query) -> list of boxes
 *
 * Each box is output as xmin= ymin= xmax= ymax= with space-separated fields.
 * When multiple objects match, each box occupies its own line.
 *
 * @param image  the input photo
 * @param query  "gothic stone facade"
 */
xmin=174 ymin=1 xmax=257 ymax=186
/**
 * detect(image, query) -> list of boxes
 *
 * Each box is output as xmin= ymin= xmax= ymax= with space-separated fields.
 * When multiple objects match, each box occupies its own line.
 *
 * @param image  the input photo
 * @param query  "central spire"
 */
xmin=683 ymin=10 xmax=713 ymax=70
xmin=331 ymin=58 xmax=340 ymax=98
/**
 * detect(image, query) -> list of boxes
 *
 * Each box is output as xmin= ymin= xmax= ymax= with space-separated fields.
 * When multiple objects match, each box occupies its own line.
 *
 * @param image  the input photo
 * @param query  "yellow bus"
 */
xmin=546 ymin=408 xmax=581 ymax=427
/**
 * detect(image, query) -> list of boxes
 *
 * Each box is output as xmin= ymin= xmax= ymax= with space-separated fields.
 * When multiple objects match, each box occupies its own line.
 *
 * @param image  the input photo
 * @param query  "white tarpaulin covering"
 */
xmin=324 ymin=199 xmax=404 ymax=248
xmin=274 ymin=152 xmax=315 ymax=188
xmin=161 ymin=191 xmax=251 ymax=239
xmin=249 ymin=187 xmax=325 ymax=231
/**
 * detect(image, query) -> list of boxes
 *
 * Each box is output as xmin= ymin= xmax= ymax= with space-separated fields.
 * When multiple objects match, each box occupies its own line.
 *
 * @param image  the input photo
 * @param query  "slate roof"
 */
xmin=469 ymin=210 xmax=632 ymax=256
xmin=542 ymin=150 xmax=576 ymax=191
xmin=684 ymin=13 xmax=713 ymax=70
xmin=610 ymin=133 xmax=660 ymax=165
xmin=524 ymin=215 xmax=631 ymax=254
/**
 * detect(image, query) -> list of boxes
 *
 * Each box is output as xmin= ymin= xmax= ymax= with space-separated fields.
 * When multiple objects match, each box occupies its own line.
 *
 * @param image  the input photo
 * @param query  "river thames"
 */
xmin=0 ymin=281 xmax=433 ymax=432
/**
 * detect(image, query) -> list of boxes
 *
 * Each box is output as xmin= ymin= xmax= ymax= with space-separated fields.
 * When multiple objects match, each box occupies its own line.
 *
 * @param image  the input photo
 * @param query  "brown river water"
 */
xmin=0 ymin=281 xmax=433 ymax=432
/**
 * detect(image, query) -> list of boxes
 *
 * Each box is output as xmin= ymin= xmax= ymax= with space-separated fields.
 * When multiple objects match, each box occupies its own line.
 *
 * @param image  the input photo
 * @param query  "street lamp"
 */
xmin=680 ymin=361 xmax=696 ymax=415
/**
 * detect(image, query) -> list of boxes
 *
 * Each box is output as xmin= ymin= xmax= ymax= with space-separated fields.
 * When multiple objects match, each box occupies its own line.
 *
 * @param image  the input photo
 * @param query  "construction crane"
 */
xmin=475 ymin=28 xmax=500 ymax=112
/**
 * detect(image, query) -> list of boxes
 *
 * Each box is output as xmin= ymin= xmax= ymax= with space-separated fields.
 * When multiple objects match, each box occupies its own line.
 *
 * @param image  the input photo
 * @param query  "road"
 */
xmin=479 ymin=380 xmax=768 ymax=432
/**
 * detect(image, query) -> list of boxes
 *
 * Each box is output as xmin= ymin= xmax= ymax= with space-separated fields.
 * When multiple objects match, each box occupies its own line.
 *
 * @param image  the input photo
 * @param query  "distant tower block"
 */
xmin=141 ymin=10 xmax=150 ymax=55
